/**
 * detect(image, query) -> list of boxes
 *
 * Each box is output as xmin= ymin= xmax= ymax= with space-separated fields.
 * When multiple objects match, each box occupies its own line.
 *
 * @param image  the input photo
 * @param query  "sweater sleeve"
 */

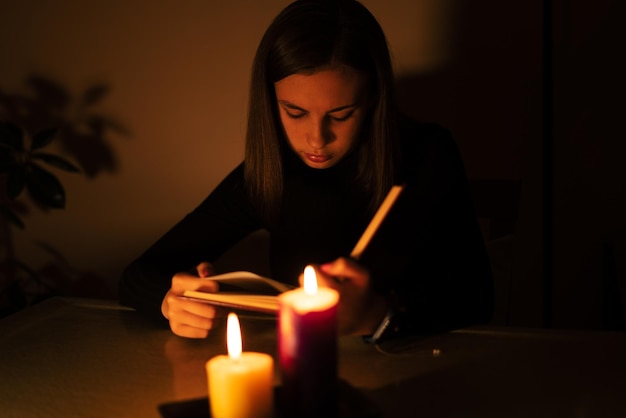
xmin=118 ymin=163 xmax=263 ymax=323
xmin=360 ymin=123 xmax=494 ymax=336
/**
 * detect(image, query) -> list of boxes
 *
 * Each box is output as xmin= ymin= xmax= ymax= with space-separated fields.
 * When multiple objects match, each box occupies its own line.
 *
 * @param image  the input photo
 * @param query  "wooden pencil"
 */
xmin=350 ymin=184 xmax=405 ymax=260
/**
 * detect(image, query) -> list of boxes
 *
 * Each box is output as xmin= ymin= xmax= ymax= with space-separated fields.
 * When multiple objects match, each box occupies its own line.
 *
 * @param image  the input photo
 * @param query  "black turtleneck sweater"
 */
xmin=119 ymin=118 xmax=494 ymax=335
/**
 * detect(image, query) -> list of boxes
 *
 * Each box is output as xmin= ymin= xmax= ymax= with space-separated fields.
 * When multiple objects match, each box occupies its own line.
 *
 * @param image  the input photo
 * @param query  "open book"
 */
xmin=181 ymin=185 xmax=404 ymax=314
xmin=181 ymin=271 xmax=295 ymax=314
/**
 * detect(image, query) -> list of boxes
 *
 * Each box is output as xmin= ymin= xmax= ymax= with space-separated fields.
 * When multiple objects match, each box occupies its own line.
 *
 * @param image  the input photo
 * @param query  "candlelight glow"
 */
xmin=303 ymin=265 xmax=318 ymax=295
xmin=227 ymin=312 xmax=242 ymax=360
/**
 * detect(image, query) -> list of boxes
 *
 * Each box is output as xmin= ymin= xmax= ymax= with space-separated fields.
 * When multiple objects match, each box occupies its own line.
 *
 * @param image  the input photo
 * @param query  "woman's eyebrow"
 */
xmin=277 ymin=100 xmax=306 ymax=111
xmin=277 ymin=100 xmax=358 ymax=113
xmin=328 ymin=103 xmax=357 ymax=113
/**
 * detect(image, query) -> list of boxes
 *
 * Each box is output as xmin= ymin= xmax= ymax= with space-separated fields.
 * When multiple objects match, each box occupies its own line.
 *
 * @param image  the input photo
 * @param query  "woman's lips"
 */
xmin=305 ymin=153 xmax=332 ymax=163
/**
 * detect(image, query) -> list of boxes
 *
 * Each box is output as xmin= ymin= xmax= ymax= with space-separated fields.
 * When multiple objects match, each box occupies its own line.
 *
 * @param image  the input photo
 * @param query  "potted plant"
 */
xmin=1 ymin=75 xmax=131 ymax=316
xmin=0 ymin=121 xmax=80 ymax=316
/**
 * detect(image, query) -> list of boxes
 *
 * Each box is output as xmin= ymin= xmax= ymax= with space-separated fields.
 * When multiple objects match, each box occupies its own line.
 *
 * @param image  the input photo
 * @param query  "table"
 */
xmin=1 ymin=297 xmax=625 ymax=417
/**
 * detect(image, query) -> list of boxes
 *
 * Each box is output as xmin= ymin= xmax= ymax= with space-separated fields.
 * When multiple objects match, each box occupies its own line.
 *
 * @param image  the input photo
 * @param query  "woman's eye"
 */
xmin=286 ymin=112 xmax=305 ymax=119
xmin=330 ymin=111 xmax=354 ymax=122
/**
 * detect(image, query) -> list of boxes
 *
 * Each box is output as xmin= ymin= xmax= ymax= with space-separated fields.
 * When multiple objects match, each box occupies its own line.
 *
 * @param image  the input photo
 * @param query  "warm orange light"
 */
xmin=303 ymin=265 xmax=317 ymax=295
xmin=227 ymin=312 xmax=242 ymax=360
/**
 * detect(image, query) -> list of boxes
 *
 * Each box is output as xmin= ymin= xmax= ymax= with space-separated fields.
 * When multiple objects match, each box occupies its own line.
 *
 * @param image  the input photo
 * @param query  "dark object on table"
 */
xmin=157 ymin=379 xmax=380 ymax=418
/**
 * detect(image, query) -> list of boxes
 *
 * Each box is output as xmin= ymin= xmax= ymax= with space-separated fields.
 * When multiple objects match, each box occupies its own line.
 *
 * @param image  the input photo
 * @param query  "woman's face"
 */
xmin=274 ymin=67 xmax=370 ymax=169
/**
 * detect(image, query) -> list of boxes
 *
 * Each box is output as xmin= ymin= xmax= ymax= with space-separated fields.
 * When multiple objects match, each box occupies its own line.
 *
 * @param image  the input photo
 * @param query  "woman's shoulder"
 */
xmin=216 ymin=161 xmax=246 ymax=188
xmin=397 ymin=113 xmax=453 ymax=146
xmin=395 ymin=113 xmax=465 ymax=184
xmin=198 ymin=161 xmax=247 ymax=206
xmin=397 ymin=113 xmax=459 ymax=160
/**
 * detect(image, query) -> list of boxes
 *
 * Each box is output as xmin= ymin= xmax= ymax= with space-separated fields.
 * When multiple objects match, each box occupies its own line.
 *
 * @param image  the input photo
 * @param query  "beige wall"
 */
xmin=2 ymin=0 xmax=547 ymax=324
xmin=0 ymin=0 xmax=478 ymax=288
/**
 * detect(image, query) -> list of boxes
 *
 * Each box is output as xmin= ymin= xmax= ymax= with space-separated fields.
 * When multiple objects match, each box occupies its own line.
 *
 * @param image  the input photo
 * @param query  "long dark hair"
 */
xmin=245 ymin=0 xmax=399 ymax=222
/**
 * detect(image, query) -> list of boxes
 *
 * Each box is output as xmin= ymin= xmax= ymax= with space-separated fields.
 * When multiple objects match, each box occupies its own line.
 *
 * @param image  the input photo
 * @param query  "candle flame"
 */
xmin=303 ymin=265 xmax=318 ymax=295
xmin=227 ymin=312 xmax=242 ymax=360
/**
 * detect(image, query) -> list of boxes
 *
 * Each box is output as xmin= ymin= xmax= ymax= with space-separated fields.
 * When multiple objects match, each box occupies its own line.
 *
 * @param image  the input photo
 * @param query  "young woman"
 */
xmin=119 ymin=0 xmax=494 ymax=342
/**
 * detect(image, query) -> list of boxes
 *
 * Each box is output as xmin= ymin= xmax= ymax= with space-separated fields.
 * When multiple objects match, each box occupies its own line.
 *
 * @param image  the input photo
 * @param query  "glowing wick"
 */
xmin=303 ymin=265 xmax=318 ymax=295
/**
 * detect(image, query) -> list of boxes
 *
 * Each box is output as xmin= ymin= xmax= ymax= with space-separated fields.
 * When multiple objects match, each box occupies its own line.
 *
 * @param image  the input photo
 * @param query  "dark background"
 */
xmin=1 ymin=0 xmax=624 ymax=330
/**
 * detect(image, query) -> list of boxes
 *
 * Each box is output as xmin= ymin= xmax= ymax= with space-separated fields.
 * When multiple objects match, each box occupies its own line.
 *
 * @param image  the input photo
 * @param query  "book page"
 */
xmin=181 ymin=292 xmax=279 ymax=314
xmin=180 ymin=270 xmax=294 ymax=314
xmin=204 ymin=271 xmax=294 ymax=294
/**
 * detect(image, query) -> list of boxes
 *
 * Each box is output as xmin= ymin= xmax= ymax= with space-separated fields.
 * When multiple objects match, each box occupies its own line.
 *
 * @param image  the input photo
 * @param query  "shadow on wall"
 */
xmin=550 ymin=0 xmax=626 ymax=330
xmin=393 ymin=0 xmax=542 ymax=179
xmin=393 ymin=1 xmax=543 ymax=326
xmin=0 ymin=74 xmax=130 ymax=317
xmin=0 ymin=74 xmax=131 ymax=177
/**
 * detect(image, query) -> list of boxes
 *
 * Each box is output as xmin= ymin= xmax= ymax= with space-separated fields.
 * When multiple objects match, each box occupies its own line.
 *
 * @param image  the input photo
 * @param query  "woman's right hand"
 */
xmin=161 ymin=262 xmax=220 ymax=338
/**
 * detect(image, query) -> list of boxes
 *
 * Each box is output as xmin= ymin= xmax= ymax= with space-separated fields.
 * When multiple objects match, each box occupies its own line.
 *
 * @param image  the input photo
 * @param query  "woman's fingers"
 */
xmin=171 ymin=273 xmax=219 ymax=294
xmin=168 ymin=298 xmax=217 ymax=338
xmin=319 ymin=257 xmax=369 ymax=287
xmin=196 ymin=261 xmax=216 ymax=278
xmin=170 ymin=322 xmax=212 ymax=339
xmin=164 ymin=270 xmax=220 ymax=338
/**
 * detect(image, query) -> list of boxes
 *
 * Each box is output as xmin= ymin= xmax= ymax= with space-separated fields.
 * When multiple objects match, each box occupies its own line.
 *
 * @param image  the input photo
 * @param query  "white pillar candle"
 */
xmin=206 ymin=313 xmax=274 ymax=418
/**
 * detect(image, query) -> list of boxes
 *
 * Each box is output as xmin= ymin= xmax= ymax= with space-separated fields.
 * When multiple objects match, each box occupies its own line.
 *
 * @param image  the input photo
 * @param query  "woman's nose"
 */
xmin=307 ymin=117 xmax=332 ymax=149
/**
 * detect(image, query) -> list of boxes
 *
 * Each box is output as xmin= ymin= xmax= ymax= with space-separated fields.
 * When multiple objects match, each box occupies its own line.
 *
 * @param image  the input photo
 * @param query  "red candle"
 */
xmin=278 ymin=265 xmax=339 ymax=418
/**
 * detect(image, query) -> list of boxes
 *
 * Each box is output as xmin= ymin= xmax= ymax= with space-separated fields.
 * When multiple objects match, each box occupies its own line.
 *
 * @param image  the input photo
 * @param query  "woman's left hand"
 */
xmin=306 ymin=257 xmax=387 ymax=336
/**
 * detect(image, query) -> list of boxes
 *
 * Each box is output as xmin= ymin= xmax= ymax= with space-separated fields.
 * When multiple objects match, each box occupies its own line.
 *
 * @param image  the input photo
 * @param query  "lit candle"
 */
xmin=206 ymin=313 xmax=274 ymax=418
xmin=278 ymin=265 xmax=339 ymax=418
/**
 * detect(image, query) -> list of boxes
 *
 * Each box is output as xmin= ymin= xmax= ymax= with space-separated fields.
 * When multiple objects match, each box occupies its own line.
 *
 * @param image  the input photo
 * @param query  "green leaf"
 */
xmin=81 ymin=84 xmax=110 ymax=106
xmin=0 ymin=152 xmax=16 ymax=173
xmin=26 ymin=75 xmax=70 ymax=109
xmin=31 ymin=127 xmax=59 ymax=150
xmin=25 ymin=164 xmax=66 ymax=209
xmin=31 ymin=152 xmax=81 ymax=173
xmin=0 ymin=203 xmax=25 ymax=229
xmin=6 ymin=167 xmax=26 ymax=198
xmin=6 ymin=280 xmax=28 ymax=312
xmin=0 ymin=122 xmax=24 ymax=151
